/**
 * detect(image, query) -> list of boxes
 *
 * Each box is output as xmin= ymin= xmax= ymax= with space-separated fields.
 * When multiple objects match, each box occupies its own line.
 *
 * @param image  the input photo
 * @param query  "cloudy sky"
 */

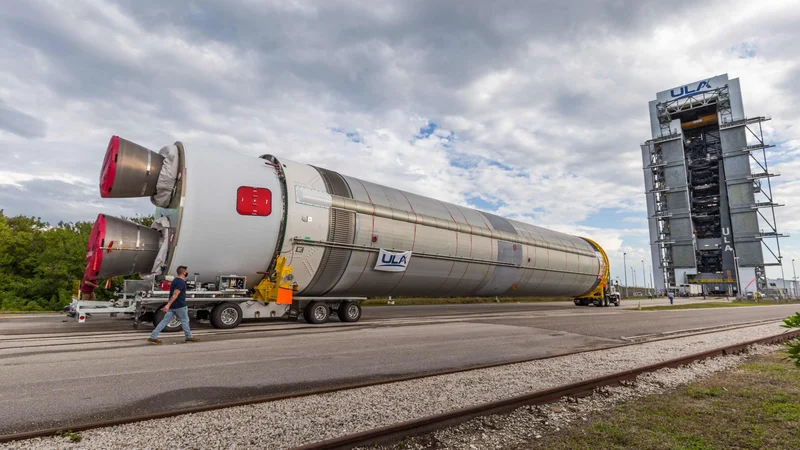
xmin=1 ymin=0 xmax=799 ymax=285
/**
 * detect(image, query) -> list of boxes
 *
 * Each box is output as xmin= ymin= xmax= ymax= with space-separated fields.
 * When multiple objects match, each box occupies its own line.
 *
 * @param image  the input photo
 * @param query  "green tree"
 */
xmin=0 ymin=210 xmax=155 ymax=311
xmin=127 ymin=215 xmax=155 ymax=227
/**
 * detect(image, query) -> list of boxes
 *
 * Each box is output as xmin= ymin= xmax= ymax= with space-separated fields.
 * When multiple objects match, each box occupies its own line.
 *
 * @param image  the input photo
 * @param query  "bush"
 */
xmin=782 ymin=312 xmax=800 ymax=368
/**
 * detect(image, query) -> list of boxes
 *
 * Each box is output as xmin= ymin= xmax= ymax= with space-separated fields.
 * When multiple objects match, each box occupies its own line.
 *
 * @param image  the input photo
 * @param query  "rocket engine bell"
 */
xmin=85 ymin=214 xmax=161 ymax=279
xmin=86 ymin=135 xmax=608 ymax=299
xmin=100 ymin=136 xmax=164 ymax=198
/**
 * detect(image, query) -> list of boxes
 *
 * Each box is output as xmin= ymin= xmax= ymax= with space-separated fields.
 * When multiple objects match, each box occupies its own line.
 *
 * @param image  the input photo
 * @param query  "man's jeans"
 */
xmin=151 ymin=306 xmax=192 ymax=339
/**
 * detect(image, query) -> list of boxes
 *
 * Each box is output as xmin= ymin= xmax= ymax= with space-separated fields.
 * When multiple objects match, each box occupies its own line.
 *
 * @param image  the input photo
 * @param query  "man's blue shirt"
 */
xmin=170 ymin=278 xmax=187 ymax=309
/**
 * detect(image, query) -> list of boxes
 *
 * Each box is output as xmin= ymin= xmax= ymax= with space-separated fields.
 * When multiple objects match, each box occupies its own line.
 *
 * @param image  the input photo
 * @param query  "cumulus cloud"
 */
xmin=0 ymin=0 xmax=799 ymax=282
xmin=0 ymin=99 xmax=46 ymax=138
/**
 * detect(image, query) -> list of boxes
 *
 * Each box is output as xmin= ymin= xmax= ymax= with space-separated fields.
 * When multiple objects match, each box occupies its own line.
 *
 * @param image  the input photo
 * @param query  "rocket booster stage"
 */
xmin=86 ymin=136 xmax=606 ymax=299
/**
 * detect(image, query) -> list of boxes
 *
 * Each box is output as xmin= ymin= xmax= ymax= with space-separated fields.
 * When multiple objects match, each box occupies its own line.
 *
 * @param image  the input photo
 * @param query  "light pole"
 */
xmin=649 ymin=265 xmax=654 ymax=296
xmin=781 ymin=259 xmax=788 ymax=299
xmin=780 ymin=256 xmax=787 ymax=301
xmin=733 ymin=248 xmax=742 ymax=299
xmin=642 ymin=260 xmax=646 ymax=295
xmin=623 ymin=252 xmax=628 ymax=298
xmin=793 ymin=258 xmax=797 ymax=299
xmin=632 ymin=268 xmax=637 ymax=293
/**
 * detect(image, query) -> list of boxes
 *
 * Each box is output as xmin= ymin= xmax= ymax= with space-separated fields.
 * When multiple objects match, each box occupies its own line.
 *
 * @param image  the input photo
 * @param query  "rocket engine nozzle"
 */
xmin=100 ymin=136 xmax=165 ymax=198
xmin=83 ymin=214 xmax=161 ymax=281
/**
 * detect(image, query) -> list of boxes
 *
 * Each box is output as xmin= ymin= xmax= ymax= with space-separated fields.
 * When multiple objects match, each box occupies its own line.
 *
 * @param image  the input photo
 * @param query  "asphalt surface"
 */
xmin=0 ymin=297 xmax=723 ymax=335
xmin=1 ymin=298 xmax=798 ymax=435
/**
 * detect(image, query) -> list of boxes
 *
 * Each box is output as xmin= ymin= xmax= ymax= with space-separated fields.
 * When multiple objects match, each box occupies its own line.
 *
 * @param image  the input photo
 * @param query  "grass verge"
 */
xmin=629 ymin=301 xmax=784 ymax=311
xmin=528 ymin=351 xmax=800 ymax=449
xmin=361 ymin=296 xmax=573 ymax=306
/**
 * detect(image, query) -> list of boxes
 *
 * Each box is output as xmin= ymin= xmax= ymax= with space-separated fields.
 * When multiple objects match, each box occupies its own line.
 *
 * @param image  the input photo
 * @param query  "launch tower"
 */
xmin=641 ymin=74 xmax=784 ymax=295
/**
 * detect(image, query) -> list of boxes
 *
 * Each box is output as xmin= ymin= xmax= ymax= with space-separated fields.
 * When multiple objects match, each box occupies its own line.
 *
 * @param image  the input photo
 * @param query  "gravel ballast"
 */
xmin=381 ymin=344 xmax=781 ymax=450
xmin=2 ymin=323 xmax=792 ymax=450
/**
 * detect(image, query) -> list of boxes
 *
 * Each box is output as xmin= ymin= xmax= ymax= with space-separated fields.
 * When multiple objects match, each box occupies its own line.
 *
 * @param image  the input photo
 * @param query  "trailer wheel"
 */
xmin=304 ymin=301 xmax=330 ymax=324
xmin=337 ymin=301 xmax=362 ymax=322
xmin=210 ymin=303 xmax=243 ymax=329
xmin=153 ymin=308 xmax=182 ymax=333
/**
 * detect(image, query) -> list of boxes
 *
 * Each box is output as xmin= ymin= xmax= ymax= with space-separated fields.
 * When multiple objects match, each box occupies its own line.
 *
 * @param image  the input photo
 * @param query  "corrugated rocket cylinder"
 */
xmin=86 ymin=136 xmax=608 ymax=298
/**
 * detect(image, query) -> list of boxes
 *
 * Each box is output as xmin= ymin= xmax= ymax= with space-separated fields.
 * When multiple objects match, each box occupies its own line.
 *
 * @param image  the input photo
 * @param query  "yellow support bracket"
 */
xmin=253 ymin=256 xmax=295 ymax=305
xmin=577 ymin=237 xmax=610 ymax=300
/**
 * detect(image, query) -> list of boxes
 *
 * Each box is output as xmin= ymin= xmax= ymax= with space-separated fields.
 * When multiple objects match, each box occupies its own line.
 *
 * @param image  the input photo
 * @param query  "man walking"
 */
xmin=80 ymin=275 xmax=98 ymax=300
xmin=148 ymin=266 xmax=199 ymax=344
xmin=668 ymin=290 xmax=674 ymax=305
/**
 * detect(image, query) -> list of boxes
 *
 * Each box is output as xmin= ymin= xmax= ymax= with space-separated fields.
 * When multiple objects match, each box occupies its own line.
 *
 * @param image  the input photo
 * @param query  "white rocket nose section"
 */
xmin=160 ymin=150 xmax=285 ymax=286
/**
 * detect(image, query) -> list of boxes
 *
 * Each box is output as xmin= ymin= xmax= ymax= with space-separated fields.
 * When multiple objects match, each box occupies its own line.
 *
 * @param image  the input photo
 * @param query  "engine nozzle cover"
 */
xmin=83 ymin=214 xmax=161 ymax=280
xmin=100 ymin=136 xmax=165 ymax=198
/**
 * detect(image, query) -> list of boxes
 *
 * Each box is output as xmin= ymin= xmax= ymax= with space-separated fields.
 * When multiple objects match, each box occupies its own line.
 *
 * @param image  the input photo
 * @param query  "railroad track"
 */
xmin=0 ymin=323 xmax=796 ymax=446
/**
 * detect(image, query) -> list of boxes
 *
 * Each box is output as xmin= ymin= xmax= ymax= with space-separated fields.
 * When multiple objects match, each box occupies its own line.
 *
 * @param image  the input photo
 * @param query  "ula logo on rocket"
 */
xmin=375 ymin=249 xmax=412 ymax=272
xmin=379 ymin=253 xmax=408 ymax=267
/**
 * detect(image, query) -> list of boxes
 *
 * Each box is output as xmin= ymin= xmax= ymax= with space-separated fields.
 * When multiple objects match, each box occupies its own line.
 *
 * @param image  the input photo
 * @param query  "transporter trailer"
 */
xmin=66 ymin=289 xmax=366 ymax=332
xmin=66 ymin=257 xmax=366 ymax=332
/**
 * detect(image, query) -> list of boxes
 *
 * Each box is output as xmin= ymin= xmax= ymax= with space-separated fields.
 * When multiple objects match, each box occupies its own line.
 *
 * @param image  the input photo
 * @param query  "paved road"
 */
xmin=1 ymin=300 xmax=797 ymax=435
xmin=0 ymin=295 xmax=721 ymax=335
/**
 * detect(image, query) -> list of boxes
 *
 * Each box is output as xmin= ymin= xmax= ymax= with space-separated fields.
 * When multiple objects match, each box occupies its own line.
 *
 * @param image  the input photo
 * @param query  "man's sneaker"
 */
xmin=147 ymin=338 xmax=162 ymax=345
xmin=185 ymin=337 xmax=200 ymax=343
